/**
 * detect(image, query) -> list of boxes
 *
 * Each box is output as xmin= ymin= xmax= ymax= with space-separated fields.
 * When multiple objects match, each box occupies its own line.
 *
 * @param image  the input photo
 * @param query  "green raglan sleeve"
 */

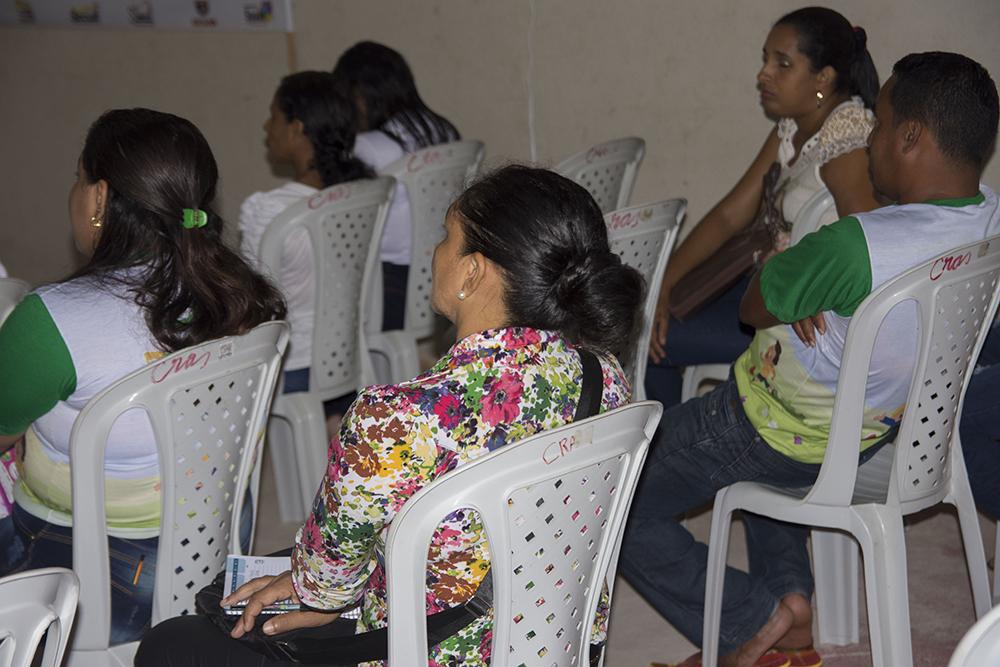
xmin=0 ymin=294 xmax=76 ymax=434
xmin=759 ymin=216 xmax=873 ymax=322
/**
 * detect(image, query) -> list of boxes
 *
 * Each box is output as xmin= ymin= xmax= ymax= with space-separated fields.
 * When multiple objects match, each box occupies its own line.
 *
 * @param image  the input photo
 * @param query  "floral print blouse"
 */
xmin=291 ymin=327 xmax=631 ymax=666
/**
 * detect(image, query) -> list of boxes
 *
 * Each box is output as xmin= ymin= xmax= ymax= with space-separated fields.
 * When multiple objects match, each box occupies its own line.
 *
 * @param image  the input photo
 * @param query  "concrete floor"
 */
xmin=253 ymin=450 xmax=998 ymax=667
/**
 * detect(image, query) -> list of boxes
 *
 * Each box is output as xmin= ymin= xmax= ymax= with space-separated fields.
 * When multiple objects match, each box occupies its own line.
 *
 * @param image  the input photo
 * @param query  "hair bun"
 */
xmin=853 ymin=26 xmax=868 ymax=54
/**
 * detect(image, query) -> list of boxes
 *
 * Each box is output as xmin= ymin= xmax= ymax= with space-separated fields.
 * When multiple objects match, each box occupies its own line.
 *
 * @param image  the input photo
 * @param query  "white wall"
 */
xmin=2 ymin=0 xmax=998 ymax=285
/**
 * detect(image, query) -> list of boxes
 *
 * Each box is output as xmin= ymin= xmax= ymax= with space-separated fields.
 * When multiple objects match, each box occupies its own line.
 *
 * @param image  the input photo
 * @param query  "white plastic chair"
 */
xmin=366 ymin=141 xmax=485 ymax=385
xmin=0 ymin=568 xmax=79 ymax=667
xmin=605 ymin=199 xmax=685 ymax=401
xmin=555 ymin=138 xmax=646 ymax=214
xmin=0 ymin=278 xmax=30 ymax=326
xmin=949 ymin=597 xmax=1000 ymax=666
xmin=701 ymin=237 xmax=1000 ymax=667
xmin=385 ymin=401 xmax=662 ymax=666
xmin=259 ymin=178 xmax=394 ymax=522
xmin=66 ymin=320 xmax=289 ymax=667
xmin=680 ymin=189 xmax=838 ymax=403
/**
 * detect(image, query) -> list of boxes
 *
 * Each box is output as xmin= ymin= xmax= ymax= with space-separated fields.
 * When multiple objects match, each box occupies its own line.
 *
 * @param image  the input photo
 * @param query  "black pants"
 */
xmin=381 ymin=262 xmax=409 ymax=332
xmin=134 ymin=615 xmax=359 ymax=667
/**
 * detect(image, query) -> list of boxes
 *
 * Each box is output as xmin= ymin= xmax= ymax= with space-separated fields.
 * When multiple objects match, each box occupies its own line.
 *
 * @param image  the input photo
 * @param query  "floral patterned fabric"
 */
xmin=291 ymin=327 xmax=631 ymax=666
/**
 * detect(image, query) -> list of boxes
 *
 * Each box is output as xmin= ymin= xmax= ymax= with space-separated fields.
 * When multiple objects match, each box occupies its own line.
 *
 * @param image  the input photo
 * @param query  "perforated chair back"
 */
xmin=0 ymin=568 xmax=78 ymax=667
xmin=807 ymin=237 xmax=1000 ymax=511
xmin=260 ymin=178 xmax=394 ymax=397
xmin=386 ymin=402 xmax=662 ymax=667
xmin=68 ymin=321 xmax=288 ymax=656
xmin=379 ymin=141 xmax=485 ymax=340
xmin=789 ymin=189 xmax=836 ymax=247
xmin=605 ymin=199 xmax=685 ymax=401
xmin=0 ymin=278 xmax=29 ymax=327
xmin=948 ymin=602 xmax=1000 ymax=667
xmin=555 ymin=138 xmax=646 ymax=214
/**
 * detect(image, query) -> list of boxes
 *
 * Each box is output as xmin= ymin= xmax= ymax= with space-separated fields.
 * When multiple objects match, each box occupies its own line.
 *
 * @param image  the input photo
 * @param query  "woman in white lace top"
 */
xmin=646 ymin=6 xmax=880 ymax=404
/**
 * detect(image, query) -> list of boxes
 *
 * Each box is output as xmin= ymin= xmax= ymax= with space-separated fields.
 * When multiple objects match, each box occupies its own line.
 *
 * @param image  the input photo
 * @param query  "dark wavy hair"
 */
xmin=776 ymin=7 xmax=880 ymax=109
xmin=274 ymin=71 xmax=373 ymax=187
xmin=892 ymin=52 xmax=999 ymax=170
xmin=452 ymin=165 xmax=645 ymax=360
xmin=331 ymin=41 xmax=459 ymax=151
xmin=74 ymin=108 xmax=286 ymax=352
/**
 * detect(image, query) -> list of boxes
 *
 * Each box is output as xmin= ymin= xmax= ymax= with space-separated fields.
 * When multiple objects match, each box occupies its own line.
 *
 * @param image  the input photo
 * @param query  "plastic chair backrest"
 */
xmin=604 ymin=199 xmax=685 ymax=401
xmin=385 ymin=401 xmax=663 ymax=666
xmin=0 ymin=278 xmax=29 ymax=327
xmin=69 ymin=321 xmax=288 ymax=650
xmin=555 ymin=138 xmax=646 ymax=214
xmin=378 ymin=141 xmax=485 ymax=340
xmin=806 ymin=236 xmax=1000 ymax=510
xmin=0 ymin=568 xmax=79 ymax=667
xmin=947 ymin=602 xmax=1000 ymax=667
xmin=259 ymin=178 xmax=393 ymax=397
xmin=788 ymin=189 xmax=836 ymax=247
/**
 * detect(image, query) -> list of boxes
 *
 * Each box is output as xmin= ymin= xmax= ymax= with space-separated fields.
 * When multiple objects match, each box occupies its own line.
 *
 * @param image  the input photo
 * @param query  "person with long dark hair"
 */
xmin=135 ymin=166 xmax=644 ymax=666
xmin=240 ymin=71 xmax=372 ymax=398
xmin=333 ymin=41 xmax=461 ymax=331
xmin=0 ymin=108 xmax=286 ymax=643
xmin=646 ymin=7 xmax=882 ymax=410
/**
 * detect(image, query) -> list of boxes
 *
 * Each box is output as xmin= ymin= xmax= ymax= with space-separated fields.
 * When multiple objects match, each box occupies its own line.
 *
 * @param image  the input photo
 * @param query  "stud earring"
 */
xmin=90 ymin=214 xmax=102 ymax=228
xmin=457 ymin=290 xmax=467 ymax=301
xmin=815 ymin=90 xmax=824 ymax=108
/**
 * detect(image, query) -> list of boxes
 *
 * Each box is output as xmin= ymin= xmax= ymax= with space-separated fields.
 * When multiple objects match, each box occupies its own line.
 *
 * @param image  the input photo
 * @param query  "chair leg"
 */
xmin=811 ymin=529 xmax=860 ymax=645
xmin=702 ymin=490 xmax=735 ymax=667
xmin=266 ymin=416 xmax=305 ymax=523
xmin=854 ymin=506 xmax=914 ymax=667
xmin=947 ymin=470 xmax=992 ymax=619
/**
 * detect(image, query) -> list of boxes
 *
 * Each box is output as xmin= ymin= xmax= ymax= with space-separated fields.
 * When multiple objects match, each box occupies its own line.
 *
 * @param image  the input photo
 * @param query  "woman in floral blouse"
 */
xmin=137 ymin=165 xmax=644 ymax=666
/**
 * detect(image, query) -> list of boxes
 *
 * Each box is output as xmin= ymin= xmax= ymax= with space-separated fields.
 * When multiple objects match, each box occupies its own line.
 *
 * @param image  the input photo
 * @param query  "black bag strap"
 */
xmin=574 ymin=347 xmax=604 ymax=422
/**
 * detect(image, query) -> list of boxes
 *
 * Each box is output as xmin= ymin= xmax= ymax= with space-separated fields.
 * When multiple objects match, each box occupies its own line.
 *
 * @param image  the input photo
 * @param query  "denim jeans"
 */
xmin=961 ymin=326 xmax=1000 ymax=519
xmin=643 ymin=276 xmax=755 ymax=409
xmin=619 ymin=377 xmax=822 ymax=655
xmin=0 ymin=496 xmax=254 ymax=645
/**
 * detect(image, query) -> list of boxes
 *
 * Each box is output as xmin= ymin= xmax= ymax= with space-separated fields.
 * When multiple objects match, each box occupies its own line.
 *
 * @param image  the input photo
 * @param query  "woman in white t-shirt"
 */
xmin=240 ymin=71 xmax=372 ymax=404
xmin=0 ymin=108 xmax=286 ymax=644
xmin=333 ymin=41 xmax=461 ymax=330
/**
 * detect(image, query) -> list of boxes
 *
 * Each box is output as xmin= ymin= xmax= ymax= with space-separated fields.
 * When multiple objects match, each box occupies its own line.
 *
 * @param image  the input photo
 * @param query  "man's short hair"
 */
xmin=892 ymin=52 xmax=999 ymax=170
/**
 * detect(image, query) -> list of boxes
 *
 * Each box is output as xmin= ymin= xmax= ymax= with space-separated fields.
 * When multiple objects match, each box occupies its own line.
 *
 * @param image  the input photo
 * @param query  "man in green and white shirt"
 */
xmin=620 ymin=52 xmax=1000 ymax=666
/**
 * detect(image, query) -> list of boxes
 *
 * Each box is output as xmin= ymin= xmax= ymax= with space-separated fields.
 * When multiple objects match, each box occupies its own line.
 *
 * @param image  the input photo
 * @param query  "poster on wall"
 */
xmin=0 ymin=0 xmax=293 ymax=32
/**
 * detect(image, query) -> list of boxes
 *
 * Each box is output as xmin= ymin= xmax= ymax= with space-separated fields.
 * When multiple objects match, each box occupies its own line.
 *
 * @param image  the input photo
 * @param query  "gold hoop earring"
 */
xmin=815 ymin=90 xmax=824 ymax=108
xmin=457 ymin=290 xmax=467 ymax=301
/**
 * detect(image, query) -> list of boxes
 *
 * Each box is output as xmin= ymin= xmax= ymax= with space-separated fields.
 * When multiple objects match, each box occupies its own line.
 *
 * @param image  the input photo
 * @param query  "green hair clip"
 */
xmin=182 ymin=208 xmax=208 ymax=229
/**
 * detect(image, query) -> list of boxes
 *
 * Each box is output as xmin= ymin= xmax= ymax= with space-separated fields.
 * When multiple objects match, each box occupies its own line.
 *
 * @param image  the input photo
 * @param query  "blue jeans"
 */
xmin=961 ymin=326 xmax=1000 ymax=519
xmin=644 ymin=276 xmax=755 ymax=409
xmin=0 ymin=497 xmax=254 ymax=645
xmin=619 ymin=378 xmax=821 ymax=655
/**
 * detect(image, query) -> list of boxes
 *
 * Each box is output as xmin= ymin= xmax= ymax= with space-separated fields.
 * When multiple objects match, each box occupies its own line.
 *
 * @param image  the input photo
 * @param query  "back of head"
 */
xmin=776 ymin=6 xmax=879 ymax=109
xmin=891 ymin=52 xmax=999 ymax=171
xmin=453 ymin=165 xmax=644 ymax=360
xmin=275 ymin=70 xmax=372 ymax=187
xmin=79 ymin=108 xmax=286 ymax=351
xmin=331 ymin=40 xmax=459 ymax=150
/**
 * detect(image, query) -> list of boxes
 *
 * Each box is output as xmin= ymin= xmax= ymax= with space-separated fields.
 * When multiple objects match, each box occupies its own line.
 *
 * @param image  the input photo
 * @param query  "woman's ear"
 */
xmin=95 ymin=179 xmax=109 ymax=216
xmin=817 ymin=65 xmax=836 ymax=90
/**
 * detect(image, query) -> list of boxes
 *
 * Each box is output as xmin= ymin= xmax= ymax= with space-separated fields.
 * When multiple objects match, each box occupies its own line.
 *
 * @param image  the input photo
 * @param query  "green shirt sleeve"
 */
xmin=760 ymin=216 xmax=872 ymax=322
xmin=0 ymin=294 xmax=76 ymax=434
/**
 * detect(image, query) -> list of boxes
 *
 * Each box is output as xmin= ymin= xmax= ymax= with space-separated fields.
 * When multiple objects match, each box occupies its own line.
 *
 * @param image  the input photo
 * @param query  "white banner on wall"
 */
xmin=0 ymin=0 xmax=293 ymax=32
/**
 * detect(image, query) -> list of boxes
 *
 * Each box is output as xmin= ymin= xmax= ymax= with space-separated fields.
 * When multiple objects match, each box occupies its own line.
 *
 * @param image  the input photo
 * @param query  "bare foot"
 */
xmin=719 ymin=601 xmax=794 ymax=667
xmin=775 ymin=593 xmax=813 ymax=650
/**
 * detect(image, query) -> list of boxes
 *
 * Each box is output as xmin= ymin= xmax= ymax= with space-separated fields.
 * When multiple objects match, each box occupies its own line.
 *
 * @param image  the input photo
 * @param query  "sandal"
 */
xmin=650 ymin=648 xmax=791 ymax=667
xmin=782 ymin=646 xmax=822 ymax=667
